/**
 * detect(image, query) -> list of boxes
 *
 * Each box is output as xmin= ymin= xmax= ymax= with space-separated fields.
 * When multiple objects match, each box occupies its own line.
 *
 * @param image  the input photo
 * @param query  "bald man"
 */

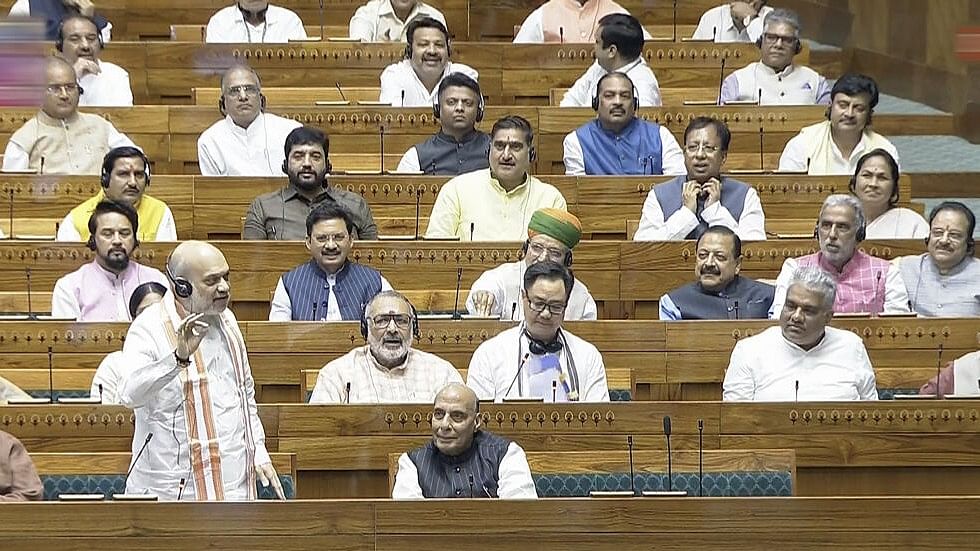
xmin=119 ymin=241 xmax=283 ymax=501
xmin=392 ymin=383 xmax=538 ymax=499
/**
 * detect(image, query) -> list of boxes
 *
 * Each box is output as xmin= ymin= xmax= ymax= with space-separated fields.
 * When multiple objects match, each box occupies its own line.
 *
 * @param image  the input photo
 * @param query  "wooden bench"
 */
xmin=192 ymin=86 xmax=383 ymax=106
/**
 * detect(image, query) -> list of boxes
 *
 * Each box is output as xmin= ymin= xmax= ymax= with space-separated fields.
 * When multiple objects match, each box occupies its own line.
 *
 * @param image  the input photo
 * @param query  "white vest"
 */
xmin=731 ymin=62 xmax=823 ymax=105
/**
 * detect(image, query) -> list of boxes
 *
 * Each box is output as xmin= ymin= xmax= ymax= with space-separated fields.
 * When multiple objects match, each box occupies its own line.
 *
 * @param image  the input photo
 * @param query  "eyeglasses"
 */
xmin=684 ymin=143 xmax=721 ymax=155
xmin=226 ymin=84 xmax=260 ymax=97
xmin=526 ymin=299 xmax=567 ymax=315
xmin=45 ymin=83 xmax=80 ymax=95
xmin=929 ymin=229 xmax=966 ymax=244
xmin=527 ymin=241 xmax=566 ymax=262
xmin=311 ymin=233 xmax=349 ymax=245
xmin=762 ymin=32 xmax=798 ymax=45
xmin=369 ymin=314 xmax=412 ymax=329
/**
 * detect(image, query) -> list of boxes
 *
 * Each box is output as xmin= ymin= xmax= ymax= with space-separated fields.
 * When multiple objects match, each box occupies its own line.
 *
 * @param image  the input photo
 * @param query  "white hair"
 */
xmin=764 ymin=8 xmax=802 ymax=36
xmin=789 ymin=266 xmax=837 ymax=309
xmin=819 ymin=194 xmax=866 ymax=232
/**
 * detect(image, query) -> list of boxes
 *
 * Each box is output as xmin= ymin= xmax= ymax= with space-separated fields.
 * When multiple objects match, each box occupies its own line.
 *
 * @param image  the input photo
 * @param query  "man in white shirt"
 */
xmin=514 ymin=0 xmax=647 ymax=43
xmin=560 ymin=13 xmax=661 ymax=108
xmin=197 ymin=65 xmax=302 ymax=176
xmin=723 ymin=266 xmax=878 ymax=401
xmin=392 ymin=383 xmax=538 ymax=499
xmin=8 ymin=0 xmax=112 ymax=42
xmin=379 ymin=17 xmax=478 ymax=107
xmin=634 ymin=117 xmax=767 ymax=241
xmin=56 ymin=15 xmax=132 ymax=107
xmin=349 ymin=0 xmax=446 ymax=42
xmin=121 ymin=241 xmax=284 ymax=500
xmin=467 ymin=208 xmax=597 ymax=321
xmin=205 ymin=1 xmax=307 ymax=43
xmin=771 ymin=194 xmax=909 ymax=315
xmin=309 ymin=291 xmax=462 ymax=404
xmin=779 ymin=73 xmax=900 ymax=175
xmin=692 ymin=1 xmax=772 ymax=43
xmin=719 ymin=8 xmax=831 ymax=105
xmin=467 ymin=261 xmax=609 ymax=403
xmin=425 ymin=115 xmax=567 ymax=241
xmin=563 ymin=72 xmax=683 ymax=175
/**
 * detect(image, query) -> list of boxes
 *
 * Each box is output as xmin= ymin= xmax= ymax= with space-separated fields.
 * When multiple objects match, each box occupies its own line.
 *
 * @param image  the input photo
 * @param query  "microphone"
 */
xmin=400 ymin=90 xmax=405 ymax=107
xmin=558 ymin=26 xmax=563 ymax=43
xmin=935 ymin=344 xmax=944 ymax=399
xmin=758 ymin=126 xmax=765 ymax=171
xmin=176 ymin=477 xmax=186 ymax=501
xmin=671 ymin=0 xmax=678 ymax=42
xmin=795 ymin=379 xmax=800 ymax=402
xmin=379 ymin=124 xmax=386 ymax=173
xmin=125 ymin=433 xmax=153 ymax=484
xmin=510 ymin=301 xmax=517 ymax=321
xmin=334 ymin=81 xmax=348 ymax=103
xmin=715 ymin=58 xmax=726 ymax=106
xmin=551 ymin=380 xmax=557 ymax=402
xmin=25 ymin=267 xmax=37 ymax=320
xmin=98 ymin=383 xmax=103 ymax=404
xmin=39 ymin=155 xmax=45 ymax=175
xmin=663 ymin=416 xmax=673 ymax=491
xmin=451 ymin=268 xmax=463 ymax=320
xmin=469 ymin=222 xmax=475 ymax=241
xmin=47 ymin=346 xmax=54 ymax=403
xmin=311 ymin=302 xmax=318 ymax=321
xmin=318 ymin=0 xmax=325 ymax=41
xmin=872 ymin=270 xmax=882 ymax=316
xmin=504 ymin=352 xmax=530 ymax=399
xmin=345 ymin=381 xmax=351 ymax=404
xmin=413 ymin=187 xmax=422 ymax=239
xmin=468 ymin=474 xmax=475 ymax=498
xmin=627 ymin=435 xmax=636 ymax=496
xmin=733 ymin=300 xmax=739 ymax=320
xmin=697 ymin=419 xmax=704 ymax=497
xmin=7 ymin=189 xmax=12 ymax=239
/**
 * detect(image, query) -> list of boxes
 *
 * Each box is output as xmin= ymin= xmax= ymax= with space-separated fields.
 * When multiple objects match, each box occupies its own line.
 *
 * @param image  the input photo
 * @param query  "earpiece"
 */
xmin=101 ymin=150 xmax=151 ymax=189
xmin=591 ymin=75 xmax=639 ymax=112
xmin=218 ymin=96 xmax=226 ymax=116
xmin=433 ymin=94 xmax=485 ymax=123
xmin=260 ymin=94 xmax=267 ymax=112
xmin=86 ymin=234 xmax=96 ymax=251
xmin=55 ymin=16 xmax=105 ymax=53
xmin=523 ymin=327 xmax=563 ymax=354
xmin=755 ymin=35 xmax=803 ymax=54
xmin=165 ymin=255 xmax=193 ymax=299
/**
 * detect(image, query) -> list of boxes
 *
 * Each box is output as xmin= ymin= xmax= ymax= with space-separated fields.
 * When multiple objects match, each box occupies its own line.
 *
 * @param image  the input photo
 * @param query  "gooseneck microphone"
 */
xmin=795 ymin=379 xmax=800 ymax=402
xmin=670 ymin=0 xmax=678 ymax=42
xmin=451 ymin=268 xmax=463 ymax=320
xmin=413 ymin=188 xmax=422 ymax=239
xmin=7 ymin=189 xmax=13 ymax=239
xmin=872 ymin=270 xmax=883 ymax=316
xmin=176 ymin=477 xmax=187 ymax=501
xmin=504 ymin=352 xmax=530 ymax=399
xmin=125 ymin=433 xmax=153 ymax=484
xmin=334 ymin=81 xmax=348 ymax=103
xmin=379 ymin=125 xmax=386 ymax=173
xmin=468 ymin=474 xmax=475 ymax=498
xmin=935 ymin=344 xmax=944 ymax=399
xmin=318 ymin=0 xmax=325 ymax=40
xmin=345 ymin=382 xmax=352 ymax=404
xmin=627 ymin=435 xmax=636 ymax=496
xmin=697 ymin=419 xmax=704 ymax=497
xmin=758 ymin=126 xmax=765 ymax=171
xmin=715 ymin=58 xmax=726 ymax=106
xmin=663 ymin=415 xmax=674 ymax=492
xmin=26 ymin=267 xmax=37 ymax=320
xmin=47 ymin=346 xmax=55 ymax=403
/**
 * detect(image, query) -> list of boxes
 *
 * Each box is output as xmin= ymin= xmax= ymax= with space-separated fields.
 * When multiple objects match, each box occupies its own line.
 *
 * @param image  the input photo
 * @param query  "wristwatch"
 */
xmin=175 ymin=350 xmax=191 ymax=367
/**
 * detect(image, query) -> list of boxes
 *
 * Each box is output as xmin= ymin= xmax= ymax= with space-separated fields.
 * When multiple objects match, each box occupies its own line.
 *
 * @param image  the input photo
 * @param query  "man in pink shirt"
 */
xmin=51 ymin=200 xmax=167 ymax=321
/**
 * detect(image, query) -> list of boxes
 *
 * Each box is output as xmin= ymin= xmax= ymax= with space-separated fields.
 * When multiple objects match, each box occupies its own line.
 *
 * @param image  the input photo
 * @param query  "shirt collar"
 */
xmin=594 ymin=116 xmax=639 ymax=137
xmin=36 ymin=109 xmax=79 ymax=127
xmin=436 ymin=129 xmax=482 ymax=144
xmin=89 ymin=258 xmax=134 ymax=283
xmin=225 ymin=112 xmax=263 ymax=135
xmin=612 ymin=58 xmax=644 ymax=74
xmin=816 ymin=249 xmax=866 ymax=276
xmin=379 ymin=0 xmax=421 ymax=23
xmin=283 ymin=182 xmax=334 ymax=203
xmin=488 ymin=171 xmax=531 ymax=196
xmin=781 ymin=329 xmax=829 ymax=354
xmin=927 ymin=253 xmax=975 ymax=278
xmin=758 ymin=62 xmax=796 ymax=78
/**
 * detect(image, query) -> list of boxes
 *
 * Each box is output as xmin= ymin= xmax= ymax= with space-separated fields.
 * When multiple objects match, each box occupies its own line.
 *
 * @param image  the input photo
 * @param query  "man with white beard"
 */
xmin=308 ymin=291 xmax=462 ymax=404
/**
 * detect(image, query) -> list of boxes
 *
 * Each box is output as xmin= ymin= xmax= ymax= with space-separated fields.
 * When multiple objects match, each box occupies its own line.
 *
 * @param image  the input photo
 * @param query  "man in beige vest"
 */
xmin=2 ymin=56 xmax=136 ymax=174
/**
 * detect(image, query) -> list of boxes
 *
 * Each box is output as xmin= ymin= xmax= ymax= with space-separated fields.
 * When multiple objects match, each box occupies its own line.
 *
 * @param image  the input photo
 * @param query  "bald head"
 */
xmin=169 ymin=241 xmax=231 ymax=315
xmin=42 ymin=56 xmax=80 ymax=119
xmin=435 ymin=383 xmax=478 ymax=411
xmin=220 ymin=65 xmax=263 ymax=128
xmin=431 ymin=383 xmax=481 ymax=456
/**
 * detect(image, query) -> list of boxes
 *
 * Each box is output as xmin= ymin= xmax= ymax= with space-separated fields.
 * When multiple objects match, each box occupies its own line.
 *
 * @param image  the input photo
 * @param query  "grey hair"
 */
xmin=220 ymin=64 xmax=262 ymax=91
xmin=364 ymin=290 xmax=415 ymax=317
xmin=819 ymin=193 xmax=866 ymax=232
xmin=763 ymin=8 xmax=802 ymax=36
xmin=789 ymin=266 xmax=837 ymax=309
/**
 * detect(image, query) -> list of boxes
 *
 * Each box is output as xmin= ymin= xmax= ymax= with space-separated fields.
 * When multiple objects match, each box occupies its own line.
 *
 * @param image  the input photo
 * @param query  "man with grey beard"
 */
xmin=308 ymin=291 xmax=463 ymax=404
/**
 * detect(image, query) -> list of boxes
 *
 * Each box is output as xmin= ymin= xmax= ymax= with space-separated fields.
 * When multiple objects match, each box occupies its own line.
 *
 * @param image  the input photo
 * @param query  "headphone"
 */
xmin=755 ymin=33 xmax=803 ymax=54
xmin=923 ymin=203 xmax=976 ymax=255
xmin=591 ymin=73 xmax=639 ymax=112
xmin=101 ymin=148 xmax=151 ymax=190
xmin=523 ymin=326 xmax=564 ymax=354
xmin=359 ymin=300 xmax=422 ymax=340
xmin=281 ymin=145 xmax=333 ymax=175
xmin=433 ymin=87 xmax=485 ymax=123
xmin=86 ymin=231 xmax=140 ymax=252
xmin=55 ymin=15 xmax=105 ymax=53
xmin=519 ymin=240 xmax=573 ymax=267
xmin=219 ymin=93 xmax=266 ymax=117
xmin=164 ymin=253 xmax=194 ymax=299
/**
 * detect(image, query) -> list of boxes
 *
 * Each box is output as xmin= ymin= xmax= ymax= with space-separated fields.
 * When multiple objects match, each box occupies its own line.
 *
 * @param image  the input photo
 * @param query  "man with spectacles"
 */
xmin=197 ymin=65 xmax=302 ymax=176
xmin=205 ymin=0 xmax=307 ymax=43
xmin=3 ymin=56 xmax=136 ymax=174
xmin=562 ymin=72 xmax=684 ymax=176
xmin=692 ymin=1 xmax=772 ymax=43
xmin=896 ymin=201 xmax=979 ymax=317
xmin=425 ymin=115 xmax=566 ymax=241
xmin=269 ymin=202 xmax=390 ymax=322
xmin=635 ymin=117 xmax=766 ymax=241
xmin=467 ymin=208 xmax=597 ymax=320
xmin=719 ymin=8 xmax=830 ymax=105
xmin=467 ymin=261 xmax=609 ymax=403
xmin=309 ymin=292 xmax=462 ymax=404
xmin=56 ymin=15 xmax=132 ymax=107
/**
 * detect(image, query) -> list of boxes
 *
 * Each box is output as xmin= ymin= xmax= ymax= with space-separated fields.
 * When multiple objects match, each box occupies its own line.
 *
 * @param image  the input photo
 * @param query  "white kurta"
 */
xmin=467 ymin=325 xmax=609 ymax=402
xmin=865 ymin=208 xmax=929 ymax=239
xmin=78 ymin=61 xmax=133 ymax=107
xmin=119 ymin=297 xmax=271 ymax=501
xmin=309 ymin=346 xmax=463 ymax=404
xmin=723 ymin=325 xmax=878 ymax=401
xmin=562 ymin=122 xmax=685 ymax=175
xmin=778 ymin=127 xmax=901 ymax=176
xmin=771 ymin=256 xmax=909 ymax=316
xmin=633 ymin=181 xmax=767 ymax=241
xmin=197 ymin=113 xmax=302 ymax=176
xmin=513 ymin=4 xmax=651 ymax=43
xmin=560 ymin=58 xmax=662 ymax=107
xmin=465 ymin=260 xmax=598 ymax=321
xmin=269 ymin=273 xmax=393 ymax=321
xmin=720 ymin=62 xmax=831 ymax=105
xmin=91 ymin=350 xmax=124 ymax=405
xmin=56 ymin=205 xmax=177 ymax=242
xmin=205 ymin=5 xmax=307 ymax=43
xmin=392 ymin=441 xmax=538 ymax=499
xmin=378 ymin=60 xmax=479 ymax=107
xmin=691 ymin=4 xmax=772 ymax=43
xmin=348 ymin=0 xmax=447 ymax=42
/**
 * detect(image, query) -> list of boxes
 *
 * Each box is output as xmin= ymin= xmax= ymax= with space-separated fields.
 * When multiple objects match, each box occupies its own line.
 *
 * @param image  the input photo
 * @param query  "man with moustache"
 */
xmin=269 ymin=203 xmax=391 ymax=321
xmin=467 ymin=261 xmax=609 ymax=402
xmin=205 ymin=0 xmax=307 ymax=43
xmin=121 ymin=241 xmax=284 ymax=500
xmin=309 ymin=291 xmax=462 ymax=403
xmin=57 ymin=147 xmax=177 ymax=242
xmin=349 ymin=0 xmax=446 ymax=42
xmin=392 ymin=383 xmax=537 ymax=499
xmin=692 ymin=1 xmax=773 ymax=43
xmin=379 ymin=17 xmax=478 ymax=107
xmin=51 ymin=201 xmax=167 ymax=321
xmin=244 ymin=126 xmax=378 ymax=240
xmin=562 ymin=72 xmax=684 ymax=176
xmin=660 ymin=226 xmax=774 ymax=320
xmin=635 ymin=117 xmax=766 ymax=241
xmin=56 ymin=14 xmax=132 ymax=106
xmin=723 ymin=266 xmax=878 ymax=401
xmin=771 ymin=194 xmax=908 ymax=315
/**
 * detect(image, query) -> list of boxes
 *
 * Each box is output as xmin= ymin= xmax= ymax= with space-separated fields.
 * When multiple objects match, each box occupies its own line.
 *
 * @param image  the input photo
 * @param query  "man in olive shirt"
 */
xmin=243 ymin=126 xmax=378 ymax=240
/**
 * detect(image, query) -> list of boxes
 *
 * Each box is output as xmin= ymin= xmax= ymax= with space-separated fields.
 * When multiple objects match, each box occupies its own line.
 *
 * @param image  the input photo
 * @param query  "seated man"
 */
xmin=244 ymin=126 xmax=378 ymax=240
xmin=198 ymin=65 xmax=302 ymax=176
xmin=514 ymin=0 xmax=645 ymax=43
xmin=379 ymin=17 xmax=478 ymax=107
xmin=205 ymin=0 xmax=307 ymax=43
xmin=56 ymin=15 xmax=132 ymax=107
xmin=467 ymin=261 xmax=609 ymax=402
xmin=779 ymin=73 xmax=899 ymax=175
xmin=635 ymin=117 xmax=766 ymax=241
xmin=0 ymin=430 xmax=43 ymax=502
xmin=660 ymin=226 xmax=774 ymax=320
xmin=57 ymin=147 xmax=176 ymax=242
xmin=897 ymin=201 xmax=980 ymax=317
xmin=270 ymin=203 xmax=391 ymax=321
xmin=2 ymin=56 xmax=136 ymax=174
xmin=563 ymin=72 xmax=683 ymax=176
xmin=90 ymin=281 xmax=167 ymax=404
xmin=560 ymin=13 xmax=661 ymax=107
xmin=720 ymin=8 xmax=830 ymax=105
xmin=396 ymin=72 xmax=490 ymax=175
xmin=692 ymin=1 xmax=773 ymax=42
xmin=919 ymin=331 xmax=980 ymax=396
xmin=51 ymin=201 xmax=167 ymax=321
xmin=467 ymin=208 xmax=597 ymax=320
xmin=425 ymin=116 xmax=566 ymax=241
xmin=724 ymin=266 xmax=878 ymax=401
xmin=392 ymin=383 xmax=537 ymax=499
xmin=8 ymin=0 xmax=111 ymax=42
xmin=309 ymin=291 xmax=462 ymax=403
xmin=771 ymin=195 xmax=908 ymax=315
xmin=349 ymin=0 xmax=446 ymax=42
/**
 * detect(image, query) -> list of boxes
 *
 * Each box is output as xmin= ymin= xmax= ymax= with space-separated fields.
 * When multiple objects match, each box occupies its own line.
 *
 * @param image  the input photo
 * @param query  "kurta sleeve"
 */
xmin=883 ymin=264 xmax=910 ymax=314
xmin=658 ymin=127 xmax=686 ymax=175
xmin=578 ymin=343 xmax=610 ymax=402
xmin=396 ymin=147 xmax=421 ymax=172
xmin=497 ymin=443 xmax=538 ymax=499
xmin=777 ymin=134 xmax=808 ymax=172
xmin=466 ymin=344 xmax=498 ymax=401
xmin=0 ymin=433 xmax=43 ymax=502
xmin=118 ymin=316 xmax=182 ymax=409
xmin=465 ymin=268 xmax=506 ymax=317
xmin=392 ymin=453 xmax=424 ymax=498
xmin=269 ymin=277 xmax=292 ymax=321
xmin=308 ymin=361 xmax=346 ymax=404
xmin=51 ymin=278 xmax=81 ymax=320
xmin=559 ymin=65 xmax=597 ymax=107
xmin=722 ymin=339 xmax=756 ymax=401
xmin=348 ymin=3 xmax=377 ymax=41
xmin=424 ymin=182 xmax=461 ymax=238
xmin=512 ymin=8 xmax=543 ymax=43
xmin=1 ymin=141 xmax=29 ymax=172
xmin=633 ymin=188 xmax=699 ymax=241
xmin=719 ymin=74 xmax=740 ymax=104
xmin=55 ymin=213 xmax=81 ymax=241
xmin=700 ymin=186 xmax=767 ymax=241
xmin=242 ymin=350 xmax=272 ymax=466
xmin=562 ymin=131 xmax=585 ymax=175
xmin=156 ymin=207 xmax=178 ymax=240
xmin=853 ymin=341 xmax=879 ymax=401
xmin=769 ymin=257 xmax=798 ymax=317
xmin=658 ymin=294 xmax=682 ymax=320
